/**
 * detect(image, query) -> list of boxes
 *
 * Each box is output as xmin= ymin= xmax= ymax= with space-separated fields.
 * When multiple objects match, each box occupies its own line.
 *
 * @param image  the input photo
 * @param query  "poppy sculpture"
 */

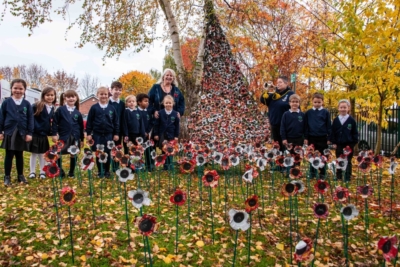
xmin=60 ymin=186 xmax=77 ymax=206
xmin=128 ymin=189 xmax=151 ymax=209
xmin=202 ymin=170 xmax=220 ymax=187
xmin=377 ymin=236 xmax=398 ymax=262
xmin=43 ymin=162 xmax=60 ymax=178
xmin=294 ymin=237 xmax=313 ymax=262
xmin=228 ymin=209 xmax=250 ymax=231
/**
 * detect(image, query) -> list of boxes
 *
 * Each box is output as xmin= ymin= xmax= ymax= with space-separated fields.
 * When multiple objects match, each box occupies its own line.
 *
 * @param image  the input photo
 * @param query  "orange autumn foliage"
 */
xmin=181 ymin=38 xmax=200 ymax=73
xmin=118 ymin=71 xmax=156 ymax=98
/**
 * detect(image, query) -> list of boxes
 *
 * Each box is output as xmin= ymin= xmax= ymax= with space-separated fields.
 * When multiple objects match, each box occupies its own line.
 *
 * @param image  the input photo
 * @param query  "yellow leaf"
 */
xmin=26 ymin=256 xmax=34 ymax=261
xmin=164 ymin=256 xmax=173 ymax=264
xmin=196 ymin=240 xmax=205 ymax=247
xmin=80 ymin=255 xmax=86 ymax=262
xmin=41 ymin=253 xmax=48 ymax=260
xmin=276 ymin=243 xmax=284 ymax=251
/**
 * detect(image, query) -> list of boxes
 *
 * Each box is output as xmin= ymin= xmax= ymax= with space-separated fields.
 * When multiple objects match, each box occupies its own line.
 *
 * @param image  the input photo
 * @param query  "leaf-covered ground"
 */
xmin=0 ymin=150 xmax=399 ymax=267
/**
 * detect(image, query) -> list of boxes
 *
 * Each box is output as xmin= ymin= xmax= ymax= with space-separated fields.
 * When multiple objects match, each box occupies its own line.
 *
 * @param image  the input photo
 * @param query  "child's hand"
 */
xmin=145 ymin=133 xmax=149 ymax=137
xmin=332 ymin=144 xmax=337 ymax=149
xmin=25 ymin=135 xmax=32 ymax=142
xmin=304 ymin=139 xmax=308 ymax=145
xmin=154 ymin=111 xmax=159 ymax=118
xmin=177 ymin=113 xmax=181 ymax=119
xmin=86 ymin=135 xmax=92 ymax=141
xmin=124 ymin=136 xmax=129 ymax=143
xmin=0 ymin=134 xmax=3 ymax=140
xmin=154 ymin=136 xmax=159 ymax=141
xmin=174 ymin=137 xmax=178 ymax=141
xmin=327 ymin=141 xmax=331 ymax=145
xmin=52 ymin=136 xmax=58 ymax=143
xmin=113 ymin=135 xmax=119 ymax=141
xmin=282 ymin=140 xmax=288 ymax=146
xmin=80 ymin=142 xmax=84 ymax=148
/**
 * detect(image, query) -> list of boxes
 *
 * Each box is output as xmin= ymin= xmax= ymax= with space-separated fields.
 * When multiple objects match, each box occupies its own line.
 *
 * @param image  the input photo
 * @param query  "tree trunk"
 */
xmin=158 ymin=0 xmax=184 ymax=74
xmin=193 ymin=30 xmax=205 ymax=91
xmin=348 ymin=82 xmax=357 ymax=116
xmin=374 ymin=99 xmax=384 ymax=155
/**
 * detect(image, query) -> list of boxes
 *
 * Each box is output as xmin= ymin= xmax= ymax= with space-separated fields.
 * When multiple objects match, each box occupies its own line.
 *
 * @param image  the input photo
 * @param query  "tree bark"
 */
xmin=374 ymin=99 xmax=384 ymax=155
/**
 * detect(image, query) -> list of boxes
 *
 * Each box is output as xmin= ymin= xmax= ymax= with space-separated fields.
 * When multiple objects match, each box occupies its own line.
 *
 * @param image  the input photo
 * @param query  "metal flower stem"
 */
xmin=289 ymin=195 xmax=293 ymax=264
xmin=145 ymin=236 xmax=153 ymax=267
xmin=364 ymin=198 xmax=369 ymax=243
xmin=51 ymin=178 xmax=62 ymax=245
xmin=139 ymin=208 xmax=148 ymax=267
xmin=390 ymin=173 xmax=394 ymax=223
xmin=157 ymin=167 xmax=161 ymax=215
xmin=198 ymin=167 xmax=203 ymax=218
xmin=68 ymin=206 xmax=75 ymax=263
xmin=111 ymin=161 xmax=115 ymax=198
xmin=306 ymin=164 xmax=311 ymax=206
xmin=209 ymin=187 xmax=215 ymax=244
xmin=88 ymin=170 xmax=96 ymax=227
xmin=59 ymin=153 xmax=63 ymax=189
xmin=311 ymin=218 xmax=321 ymax=267
xmin=378 ymin=168 xmax=382 ymax=207
xmin=232 ymin=169 xmax=236 ymax=202
xmin=247 ymin=212 xmax=252 ymax=265
xmin=123 ymin=182 xmax=130 ymax=241
xmin=232 ymin=230 xmax=239 ymax=267
xmin=100 ymin=178 xmax=104 ymax=212
xmin=175 ymin=204 xmax=179 ymax=255
xmin=187 ymin=173 xmax=191 ymax=232
xmin=74 ymin=156 xmax=81 ymax=187
xmin=224 ymin=170 xmax=228 ymax=218
xmin=260 ymin=170 xmax=265 ymax=212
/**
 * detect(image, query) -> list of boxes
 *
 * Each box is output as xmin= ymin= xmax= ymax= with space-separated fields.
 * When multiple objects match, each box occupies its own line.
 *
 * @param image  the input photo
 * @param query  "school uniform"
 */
xmin=330 ymin=115 xmax=359 ymax=181
xmin=123 ymin=108 xmax=145 ymax=144
xmin=280 ymin=109 xmax=305 ymax=151
xmin=109 ymin=97 xmax=125 ymax=144
xmin=86 ymin=103 xmax=119 ymax=176
xmin=153 ymin=109 xmax=180 ymax=170
xmin=29 ymin=103 xmax=54 ymax=153
xmin=138 ymin=106 xmax=154 ymax=171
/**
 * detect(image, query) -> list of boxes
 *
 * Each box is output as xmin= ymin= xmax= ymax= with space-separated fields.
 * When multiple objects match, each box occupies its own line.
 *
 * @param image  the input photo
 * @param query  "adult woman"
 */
xmin=260 ymin=76 xmax=294 ymax=150
xmin=148 ymin=68 xmax=185 ymax=119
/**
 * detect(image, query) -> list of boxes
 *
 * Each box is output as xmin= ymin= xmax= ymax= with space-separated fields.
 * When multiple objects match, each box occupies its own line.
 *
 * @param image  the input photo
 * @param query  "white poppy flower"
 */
xmin=228 ymin=209 xmax=250 ymax=231
xmin=127 ymin=189 xmax=151 ymax=209
xmin=341 ymin=204 xmax=359 ymax=221
xmin=116 ymin=168 xmax=134 ymax=183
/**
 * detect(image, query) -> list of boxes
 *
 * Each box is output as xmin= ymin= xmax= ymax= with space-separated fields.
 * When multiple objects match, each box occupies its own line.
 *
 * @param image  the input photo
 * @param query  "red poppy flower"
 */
xmin=294 ymin=237 xmax=312 ymax=262
xmin=220 ymin=155 xmax=231 ymax=170
xmin=56 ymin=140 xmax=65 ymax=152
xmin=289 ymin=167 xmax=302 ymax=179
xmin=81 ymin=155 xmax=95 ymax=171
xmin=43 ymin=162 xmax=60 ymax=178
xmin=314 ymin=180 xmax=330 ymax=195
xmin=86 ymin=139 xmax=94 ymax=147
xmin=170 ymin=189 xmax=187 ymax=206
xmin=293 ymin=154 xmax=302 ymax=164
xmin=378 ymin=236 xmax=398 ymax=262
xmin=137 ymin=214 xmax=157 ymax=236
xmin=333 ymin=186 xmax=349 ymax=202
xmin=343 ymin=146 xmax=352 ymax=156
xmin=44 ymin=150 xmax=59 ymax=163
xmin=373 ymin=155 xmax=383 ymax=167
xmin=275 ymin=155 xmax=284 ymax=167
xmin=245 ymin=195 xmax=259 ymax=213
xmin=357 ymin=185 xmax=373 ymax=198
xmin=313 ymin=203 xmax=329 ymax=219
xmin=179 ymin=159 xmax=196 ymax=174
xmin=119 ymin=155 xmax=130 ymax=167
xmin=202 ymin=170 xmax=220 ymax=187
xmin=162 ymin=141 xmax=178 ymax=156
xmin=60 ymin=186 xmax=77 ymax=206
xmin=281 ymin=182 xmax=298 ymax=197
xmin=112 ymin=148 xmax=124 ymax=162
xmin=155 ymin=154 xmax=167 ymax=167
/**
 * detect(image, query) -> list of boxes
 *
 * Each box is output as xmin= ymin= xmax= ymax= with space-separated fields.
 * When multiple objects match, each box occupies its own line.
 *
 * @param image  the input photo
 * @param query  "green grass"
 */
xmin=0 ymin=149 xmax=399 ymax=266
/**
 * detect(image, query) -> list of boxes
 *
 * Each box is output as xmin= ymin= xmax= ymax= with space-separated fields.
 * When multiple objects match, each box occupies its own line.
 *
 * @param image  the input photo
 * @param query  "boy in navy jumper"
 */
xmin=330 ymin=99 xmax=359 ymax=181
xmin=137 ymin=93 xmax=155 ymax=171
xmin=281 ymin=94 xmax=305 ymax=153
xmin=109 ymin=81 xmax=126 ymax=152
xmin=123 ymin=95 xmax=145 ymax=144
xmin=259 ymin=76 xmax=294 ymax=151
xmin=0 ymin=79 xmax=34 ymax=186
xmin=154 ymin=95 xmax=180 ymax=170
xmin=86 ymin=87 xmax=120 ymax=178
xmin=304 ymin=93 xmax=332 ymax=178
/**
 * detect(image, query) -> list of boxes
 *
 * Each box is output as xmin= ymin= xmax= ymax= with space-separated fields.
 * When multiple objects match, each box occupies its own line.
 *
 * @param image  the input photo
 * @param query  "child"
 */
xmin=52 ymin=90 xmax=84 ymax=178
xmin=304 ymin=93 xmax=331 ymax=179
xmin=330 ymin=99 xmax=359 ymax=181
xmin=109 ymin=81 xmax=125 ymax=145
xmin=86 ymin=87 xmax=120 ymax=178
xmin=137 ymin=93 xmax=154 ymax=171
xmin=154 ymin=95 xmax=180 ymax=170
xmin=123 ymin=95 xmax=145 ymax=144
xmin=280 ymin=94 xmax=305 ymax=153
xmin=0 ymin=79 xmax=34 ymax=186
xmin=28 ymin=87 xmax=57 ymax=179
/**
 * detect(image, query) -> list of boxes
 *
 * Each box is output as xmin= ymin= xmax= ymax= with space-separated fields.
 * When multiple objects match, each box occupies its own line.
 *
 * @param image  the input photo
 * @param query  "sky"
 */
xmin=0 ymin=6 xmax=166 ymax=87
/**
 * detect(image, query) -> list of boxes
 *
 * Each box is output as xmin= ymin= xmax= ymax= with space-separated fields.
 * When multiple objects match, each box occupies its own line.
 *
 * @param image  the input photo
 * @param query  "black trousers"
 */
xmin=4 ymin=150 xmax=23 ymax=176
xmin=335 ymin=144 xmax=355 ymax=181
xmin=308 ymin=136 xmax=328 ymax=178
xmin=271 ymin=125 xmax=284 ymax=151
xmin=57 ymin=156 xmax=77 ymax=176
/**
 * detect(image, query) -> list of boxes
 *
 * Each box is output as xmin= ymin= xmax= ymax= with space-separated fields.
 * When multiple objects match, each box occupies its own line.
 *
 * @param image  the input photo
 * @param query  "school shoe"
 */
xmin=17 ymin=175 xmax=28 ymax=184
xmin=4 ymin=176 xmax=11 ymax=186
xmin=68 ymin=173 xmax=75 ymax=179
xmin=104 ymin=172 xmax=111 ymax=179
xmin=28 ymin=173 xmax=36 ymax=179
xmin=39 ymin=173 xmax=46 ymax=179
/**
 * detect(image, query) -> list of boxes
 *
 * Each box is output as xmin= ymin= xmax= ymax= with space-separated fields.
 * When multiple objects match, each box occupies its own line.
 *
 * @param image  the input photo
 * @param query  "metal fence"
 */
xmin=327 ymin=107 xmax=400 ymax=157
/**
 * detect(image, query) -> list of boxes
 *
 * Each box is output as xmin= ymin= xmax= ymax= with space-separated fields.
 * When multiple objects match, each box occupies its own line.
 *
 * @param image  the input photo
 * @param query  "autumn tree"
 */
xmin=0 ymin=64 xmax=48 ymax=88
xmin=79 ymin=73 xmax=99 ymax=98
xmin=41 ymin=70 xmax=79 ymax=95
xmin=118 ymin=71 xmax=156 ymax=98
xmin=149 ymin=69 xmax=162 ymax=81
xmin=0 ymin=66 xmax=13 ymax=81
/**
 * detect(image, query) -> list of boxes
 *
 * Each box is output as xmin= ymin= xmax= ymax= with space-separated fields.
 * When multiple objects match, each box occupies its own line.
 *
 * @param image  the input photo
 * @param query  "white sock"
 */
xmin=30 ymin=153 xmax=38 ymax=174
xmin=39 ymin=153 xmax=46 ymax=174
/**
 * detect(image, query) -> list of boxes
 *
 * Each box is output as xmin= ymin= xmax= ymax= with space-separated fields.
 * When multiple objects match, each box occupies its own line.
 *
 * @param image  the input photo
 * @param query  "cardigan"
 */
xmin=280 ymin=110 xmax=305 ymax=140
xmin=109 ymin=98 xmax=125 ymax=136
xmin=122 ymin=108 xmax=146 ymax=137
xmin=86 ymin=103 xmax=119 ymax=136
xmin=148 ymin=84 xmax=185 ymax=116
xmin=0 ymin=97 xmax=34 ymax=136
xmin=304 ymin=108 xmax=332 ymax=138
xmin=52 ymin=105 xmax=84 ymax=142
xmin=32 ymin=103 xmax=54 ymax=136
xmin=153 ymin=109 xmax=180 ymax=140
xmin=329 ymin=116 xmax=359 ymax=145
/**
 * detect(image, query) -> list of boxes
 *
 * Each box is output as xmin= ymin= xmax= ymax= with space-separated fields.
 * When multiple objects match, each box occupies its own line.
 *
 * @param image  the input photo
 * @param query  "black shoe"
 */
xmin=68 ymin=173 xmax=75 ymax=178
xmin=60 ymin=170 xmax=66 ymax=178
xmin=4 ymin=176 xmax=11 ymax=186
xmin=104 ymin=172 xmax=111 ymax=178
xmin=17 ymin=175 xmax=28 ymax=184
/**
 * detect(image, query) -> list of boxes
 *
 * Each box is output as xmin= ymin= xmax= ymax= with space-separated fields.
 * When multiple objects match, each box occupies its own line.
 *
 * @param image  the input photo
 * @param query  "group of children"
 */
xmin=0 ymin=79 xmax=180 ymax=186
xmin=280 ymin=93 xmax=359 ymax=181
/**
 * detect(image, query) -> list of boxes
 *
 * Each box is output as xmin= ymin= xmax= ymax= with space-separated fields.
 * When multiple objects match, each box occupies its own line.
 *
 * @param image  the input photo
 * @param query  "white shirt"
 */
xmin=66 ymin=105 xmax=75 ymax=112
xmin=99 ymin=103 xmax=108 ymax=109
xmin=127 ymin=107 xmax=136 ymax=112
xmin=312 ymin=107 xmax=323 ymax=111
xmin=289 ymin=109 xmax=299 ymax=113
xmin=45 ymin=104 xmax=53 ymax=114
xmin=338 ymin=114 xmax=349 ymax=125
xmin=138 ymin=107 xmax=147 ymax=111
xmin=165 ymin=110 xmax=173 ymax=115
xmin=12 ymin=97 xmax=22 ymax=105
xmin=109 ymin=97 xmax=120 ymax=104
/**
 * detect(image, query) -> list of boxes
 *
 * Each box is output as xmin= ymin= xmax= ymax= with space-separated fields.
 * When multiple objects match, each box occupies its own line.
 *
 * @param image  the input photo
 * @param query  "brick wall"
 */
xmin=80 ymin=97 xmax=98 ymax=116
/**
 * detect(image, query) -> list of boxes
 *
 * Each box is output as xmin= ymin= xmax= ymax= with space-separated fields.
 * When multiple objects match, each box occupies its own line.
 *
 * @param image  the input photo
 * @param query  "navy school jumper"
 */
xmin=0 ymin=98 xmax=34 ymax=137
xmin=32 ymin=103 xmax=54 ymax=137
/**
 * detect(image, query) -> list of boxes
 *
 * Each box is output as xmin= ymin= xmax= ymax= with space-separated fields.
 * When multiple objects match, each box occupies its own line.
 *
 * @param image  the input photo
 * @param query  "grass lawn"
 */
xmin=0 ymin=148 xmax=399 ymax=267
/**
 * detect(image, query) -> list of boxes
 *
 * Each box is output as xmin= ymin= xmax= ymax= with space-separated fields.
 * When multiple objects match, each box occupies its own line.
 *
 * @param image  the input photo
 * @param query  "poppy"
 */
xmin=294 ymin=146 xmax=303 ymax=155
xmin=107 ymin=141 xmax=115 ymax=150
xmin=281 ymin=182 xmax=298 ymax=197
xmin=129 ymin=145 xmax=138 ymax=155
xmin=228 ymin=209 xmax=250 ymax=231
xmin=314 ymin=180 xmax=330 ymax=195
xmin=341 ymin=204 xmax=359 ymax=220
xmin=179 ymin=159 xmax=196 ymax=174
xmin=81 ymin=155 xmax=95 ymax=170
xmin=333 ymin=186 xmax=349 ymax=202
xmin=44 ymin=150 xmax=59 ymax=163
xmin=150 ymin=150 xmax=156 ymax=159
xmin=220 ymin=156 xmax=231 ymax=170
xmin=67 ymin=145 xmax=80 ymax=155
xmin=283 ymin=155 xmax=294 ymax=167
xmin=293 ymin=154 xmax=302 ymax=164
xmin=310 ymin=157 xmax=325 ymax=170
xmin=242 ymin=169 xmax=254 ymax=183
xmin=357 ymin=185 xmax=373 ymax=198
xmin=170 ymin=189 xmax=187 ymax=206
xmin=245 ymin=195 xmax=259 ymax=213
xmin=323 ymin=148 xmax=331 ymax=156
xmin=275 ymin=155 xmax=284 ymax=167
xmin=289 ymin=167 xmax=302 ymax=179
xmin=56 ymin=140 xmax=65 ymax=152
xmin=43 ymin=162 xmax=60 ymax=178
xmin=294 ymin=237 xmax=312 ymax=262
xmin=137 ymin=214 xmax=157 ymax=236
xmin=116 ymin=167 xmax=134 ymax=183
xmin=358 ymin=161 xmax=371 ymax=173
xmin=202 ymin=170 xmax=219 ymax=187
xmin=265 ymin=150 xmax=276 ymax=161
xmin=291 ymin=180 xmax=305 ymax=193
xmin=213 ymin=152 xmax=223 ymax=164
xmin=60 ymin=186 xmax=77 ymax=206
xmin=230 ymin=155 xmax=240 ymax=166
xmin=87 ymin=139 xmax=95 ymax=146
xmin=155 ymin=154 xmax=167 ymax=167
xmin=356 ymin=155 xmax=364 ymax=164
xmin=127 ymin=189 xmax=151 ymax=209
xmin=97 ymin=152 xmax=108 ymax=164
xmin=162 ymin=141 xmax=178 ymax=156
xmin=377 ymin=236 xmax=398 ymax=262
xmin=336 ymin=156 xmax=348 ymax=170
xmin=196 ymin=154 xmax=207 ymax=166
xmin=96 ymin=144 xmax=105 ymax=152
xmin=145 ymin=139 xmax=154 ymax=148
xmin=136 ymin=137 xmax=144 ymax=145
xmin=363 ymin=156 xmax=372 ymax=164
xmin=313 ymin=203 xmax=329 ymax=219
xmin=120 ymin=155 xmax=130 ymax=167
xmin=372 ymin=155 xmax=383 ymax=167
xmin=256 ymin=158 xmax=267 ymax=171
xmin=389 ymin=157 xmax=398 ymax=174
xmin=343 ymin=146 xmax=352 ymax=156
